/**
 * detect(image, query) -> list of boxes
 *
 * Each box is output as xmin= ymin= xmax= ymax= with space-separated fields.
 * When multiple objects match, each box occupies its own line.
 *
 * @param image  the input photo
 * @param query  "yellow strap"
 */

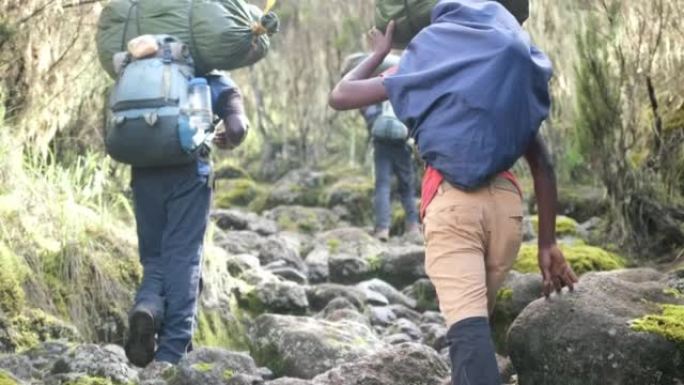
xmin=264 ymin=0 xmax=277 ymax=13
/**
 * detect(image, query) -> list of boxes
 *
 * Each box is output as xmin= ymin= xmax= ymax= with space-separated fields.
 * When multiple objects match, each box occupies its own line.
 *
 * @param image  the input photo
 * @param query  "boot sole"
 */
xmin=125 ymin=309 xmax=156 ymax=367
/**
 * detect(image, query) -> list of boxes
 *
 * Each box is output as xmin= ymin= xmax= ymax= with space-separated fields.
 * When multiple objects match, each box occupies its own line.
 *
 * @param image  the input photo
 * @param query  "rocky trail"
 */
xmin=1 ymin=169 xmax=683 ymax=385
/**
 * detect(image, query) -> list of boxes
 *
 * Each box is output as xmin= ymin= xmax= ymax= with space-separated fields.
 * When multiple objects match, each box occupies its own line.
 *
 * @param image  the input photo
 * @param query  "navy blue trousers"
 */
xmin=373 ymin=140 xmax=419 ymax=230
xmin=447 ymin=317 xmax=501 ymax=385
xmin=131 ymin=161 xmax=211 ymax=363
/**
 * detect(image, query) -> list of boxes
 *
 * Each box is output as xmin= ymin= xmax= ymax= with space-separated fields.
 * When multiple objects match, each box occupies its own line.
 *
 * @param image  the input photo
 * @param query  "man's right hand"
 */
xmin=538 ymin=244 xmax=578 ymax=298
xmin=369 ymin=20 xmax=395 ymax=58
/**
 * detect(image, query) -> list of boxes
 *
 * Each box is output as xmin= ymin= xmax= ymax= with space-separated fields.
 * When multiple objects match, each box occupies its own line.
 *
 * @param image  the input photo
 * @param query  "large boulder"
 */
xmin=375 ymin=245 xmax=427 ymax=288
xmin=236 ymin=279 xmax=309 ymax=316
xmin=166 ymin=348 xmax=260 ymax=385
xmin=264 ymin=206 xmax=341 ymax=235
xmin=491 ymin=271 xmax=543 ymax=352
xmin=509 ymin=269 xmax=684 ymax=385
xmin=311 ymin=343 xmax=449 ymax=385
xmin=323 ymin=176 xmax=374 ymax=226
xmin=50 ymin=344 xmax=138 ymax=384
xmin=306 ymin=284 xmax=366 ymax=312
xmin=212 ymin=209 xmax=278 ymax=236
xmin=265 ymin=169 xmax=331 ymax=209
xmin=249 ymin=314 xmax=384 ymax=379
xmin=305 ymin=228 xmax=386 ymax=283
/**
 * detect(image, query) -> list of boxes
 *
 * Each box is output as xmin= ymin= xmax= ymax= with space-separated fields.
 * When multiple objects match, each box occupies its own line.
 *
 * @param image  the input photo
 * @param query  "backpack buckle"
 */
xmin=162 ymin=43 xmax=172 ymax=64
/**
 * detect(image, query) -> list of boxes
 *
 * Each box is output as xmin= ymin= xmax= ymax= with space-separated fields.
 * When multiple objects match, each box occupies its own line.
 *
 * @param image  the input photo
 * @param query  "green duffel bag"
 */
xmin=97 ymin=0 xmax=280 ymax=78
xmin=375 ymin=0 xmax=529 ymax=48
xmin=341 ymin=53 xmax=401 ymax=77
xmin=371 ymin=101 xmax=409 ymax=142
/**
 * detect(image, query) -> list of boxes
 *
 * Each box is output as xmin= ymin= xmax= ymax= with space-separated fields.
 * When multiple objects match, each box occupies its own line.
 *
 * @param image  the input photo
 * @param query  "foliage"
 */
xmin=631 ymin=305 xmax=684 ymax=347
xmin=516 ymin=243 xmax=625 ymax=276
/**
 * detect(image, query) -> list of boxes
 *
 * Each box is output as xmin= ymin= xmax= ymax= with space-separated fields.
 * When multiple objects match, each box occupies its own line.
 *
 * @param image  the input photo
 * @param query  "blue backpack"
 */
xmin=105 ymin=35 xmax=207 ymax=167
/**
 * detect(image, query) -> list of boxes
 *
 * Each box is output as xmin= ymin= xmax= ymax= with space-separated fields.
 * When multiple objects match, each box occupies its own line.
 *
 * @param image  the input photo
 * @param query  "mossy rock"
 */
xmin=5 ymin=308 xmax=80 ymax=352
xmin=390 ymin=202 xmax=406 ymax=236
xmin=0 ymin=370 xmax=20 ymax=385
xmin=194 ymin=306 xmax=250 ymax=351
xmin=324 ymin=176 xmax=374 ymax=226
xmin=631 ymin=304 xmax=684 ymax=346
xmin=213 ymin=159 xmax=251 ymax=180
xmin=515 ymin=243 xmax=626 ymax=276
xmin=64 ymin=376 xmax=115 ymax=385
xmin=529 ymin=215 xmax=579 ymax=238
xmin=214 ymin=178 xmax=266 ymax=209
xmin=0 ymin=242 xmax=26 ymax=316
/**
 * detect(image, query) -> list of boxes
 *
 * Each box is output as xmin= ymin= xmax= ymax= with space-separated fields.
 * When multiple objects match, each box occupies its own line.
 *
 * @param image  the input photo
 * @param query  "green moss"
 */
xmin=367 ymin=254 xmax=382 ymax=272
xmin=530 ymin=215 xmax=579 ymax=237
xmin=215 ymin=178 xmax=264 ymax=208
xmin=64 ymin=375 xmax=115 ymax=385
xmin=664 ymin=106 xmax=684 ymax=132
xmin=663 ymin=288 xmax=683 ymax=299
xmin=631 ymin=305 xmax=684 ymax=345
xmin=327 ymin=239 xmax=341 ymax=254
xmin=0 ymin=370 xmax=19 ymax=385
xmin=497 ymin=288 xmax=513 ymax=301
xmin=223 ymin=369 xmax=235 ymax=381
xmin=192 ymin=362 xmax=215 ymax=373
xmin=193 ymin=306 xmax=250 ymax=351
xmin=325 ymin=177 xmax=374 ymax=226
xmin=0 ymin=241 xmax=26 ymax=316
xmin=10 ymin=308 xmax=79 ymax=351
xmin=390 ymin=202 xmax=406 ymax=236
xmin=515 ymin=243 xmax=625 ymax=276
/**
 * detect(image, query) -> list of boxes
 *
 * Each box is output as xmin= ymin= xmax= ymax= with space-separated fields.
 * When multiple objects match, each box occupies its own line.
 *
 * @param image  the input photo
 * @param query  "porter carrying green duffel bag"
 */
xmin=375 ymin=0 xmax=529 ymax=48
xmin=97 ymin=0 xmax=280 ymax=78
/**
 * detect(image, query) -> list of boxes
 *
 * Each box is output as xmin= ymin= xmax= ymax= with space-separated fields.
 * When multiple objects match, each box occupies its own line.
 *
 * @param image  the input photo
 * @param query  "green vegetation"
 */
xmin=529 ymin=215 xmax=579 ymax=238
xmin=223 ymin=369 xmax=235 ymax=380
xmin=192 ymin=362 xmax=215 ymax=373
xmin=632 ymin=305 xmax=684 ymax=346
xmin=497 ymin=288 xmax=514 ymax=302
xmin=515 ymin=243 xmax=625 ymax=276
xmin=64 ymin=376 xmax=115 ymax=385
xmin=0 ymin=370 xmax=19 ymax=385
xmin=214 ymin=178 xmax=265 ymax=208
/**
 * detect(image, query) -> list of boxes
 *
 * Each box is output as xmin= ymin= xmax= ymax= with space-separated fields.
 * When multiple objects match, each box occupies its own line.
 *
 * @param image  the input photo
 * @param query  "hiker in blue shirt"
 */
xmin=125 ymin=72 xmax=249 ymax=367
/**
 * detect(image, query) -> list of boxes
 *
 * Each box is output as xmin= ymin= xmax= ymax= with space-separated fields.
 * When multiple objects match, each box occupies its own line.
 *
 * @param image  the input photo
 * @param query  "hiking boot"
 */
xmin=374 ymin=228 xmax=390 ymax=242
xmin=125 ymin=308 xmax=156 ymax=368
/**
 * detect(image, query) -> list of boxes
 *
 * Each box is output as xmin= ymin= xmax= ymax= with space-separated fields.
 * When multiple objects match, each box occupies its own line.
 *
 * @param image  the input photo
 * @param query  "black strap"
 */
xmin=403 ymin=0 xmax=420 ymax=36
xmin=121 ymin=0 xmax=139 ymax=51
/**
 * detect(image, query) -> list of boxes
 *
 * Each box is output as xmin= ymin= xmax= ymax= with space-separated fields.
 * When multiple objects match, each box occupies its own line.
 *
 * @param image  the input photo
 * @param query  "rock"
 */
xmin=51 ymin=344 xmax=138 ymax=384
xmin=265 ymin=169 xmax=330 ymax=209
xmin=385 ymin=319 xmax=422 ymax=342
xmin=323 ymin=176 xmax=374 ymax=226
xmin=258 ymin=366 xmax=274 ymax=381
xmin=0 ymin=340 xmax=71 ymax=381
xmin=311 ymin=343 xmax=449 ymax=385
xmin=420 ymin=323 xmax=448 ymax=352
xmin=322 ymin=309 xmax=369 ymax=325
xmin=215 ymin=231 xmax=268 ymax=255
xmin=402 ymin=278 xmax=438 ymax=312
xmin=258 ymin=236 xmax=307 ymax=274
xmin=328 ymin=254 xmax=372 ymax=284
xmin=368 ymin=306 xmax=398 ymax=327
xmin=420 ymin=311 xmax=445 ymax=326
xmin=0 ymin=370 xmax=25 ymax=385
xmin=387 ymin=304 xmax=422 ymax=324
xmin=496 ymin=354 xmax=515 ymax=384
xmin=358 ymin=287 xmax=389 ymax=307
xmin=556 ymin=185 xmax=608 ymax=223
xmin=383 ymin=333 xmax=414 ymax=345
xmin=249 ymin=314 xmax=384 ymax=379
xmin=139 ymin=361 xmax=175 ymax=385
xmin=212 ymin=209 xmax=278 ymax=236
xmin=317 ymin=297 xmax=359 ymax=316
xmin=509 ymin=269 xmax=684 ymax=385
xmin=306 ymin=284 xmax=365 ymax=312
xmin=265 ymin=206 xmax=340 ymax=235
xmin=167 ymin=348 xmax=260 ymax=385
xmin=358 ymin=279 xmax=416 ymax=308
xmin=264 ymin=265 xmax=308 ymax=285
xmin=375 ymin=245 xmax=427 ymax=288
xmin=491 ymin=271 xmax=543 ymax=352
xmin=305 ymin=228 xmax=386 ymax=283
xmin=266 ymin=378 xmax=311 ymax=385
xmin=237 ymin=279 xmax=309 ymax=316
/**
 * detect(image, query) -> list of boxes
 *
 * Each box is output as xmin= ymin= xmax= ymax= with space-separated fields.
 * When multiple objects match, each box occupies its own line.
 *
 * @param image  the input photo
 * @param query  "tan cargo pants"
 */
xmin=423 ymin=177 xmax=523 ymax=328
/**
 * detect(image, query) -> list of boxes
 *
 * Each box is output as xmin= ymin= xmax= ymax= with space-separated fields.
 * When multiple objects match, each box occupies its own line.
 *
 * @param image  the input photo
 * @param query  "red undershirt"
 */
xmin=420 ymin=167 xmax=522 ymax=220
